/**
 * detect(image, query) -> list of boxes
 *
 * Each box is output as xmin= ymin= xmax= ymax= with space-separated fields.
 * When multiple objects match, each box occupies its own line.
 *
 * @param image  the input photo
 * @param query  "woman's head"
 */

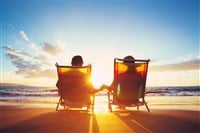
xmin=123 ymin=55 xmax=135 ymax=63
xmin=71 ymin=55 xmax=83 ymax=66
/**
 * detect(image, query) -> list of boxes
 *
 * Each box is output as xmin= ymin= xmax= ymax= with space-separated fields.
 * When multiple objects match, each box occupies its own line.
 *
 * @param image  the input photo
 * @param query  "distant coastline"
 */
xmin=0 ymin=82 xmax=199 ymax=88
xmin=0 ymin=83 xmax=28 ymax=87
xmin=0 ymin=83 xmax=53 ymax=88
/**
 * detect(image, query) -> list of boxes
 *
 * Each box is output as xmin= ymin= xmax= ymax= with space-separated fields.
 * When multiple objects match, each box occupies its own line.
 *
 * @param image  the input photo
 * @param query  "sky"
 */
xmin=0 ymin=0 xmax=199 ymax=87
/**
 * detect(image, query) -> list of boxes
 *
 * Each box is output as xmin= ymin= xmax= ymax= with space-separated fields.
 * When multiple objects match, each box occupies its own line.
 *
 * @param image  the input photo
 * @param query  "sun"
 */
xmin=90 ymin=69 xmax=113 ymax=89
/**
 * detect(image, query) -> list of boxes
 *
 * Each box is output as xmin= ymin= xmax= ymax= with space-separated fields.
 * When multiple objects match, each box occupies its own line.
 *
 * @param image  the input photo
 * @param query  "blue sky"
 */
xmin=0 ymin=0 xmax=199 ymax=87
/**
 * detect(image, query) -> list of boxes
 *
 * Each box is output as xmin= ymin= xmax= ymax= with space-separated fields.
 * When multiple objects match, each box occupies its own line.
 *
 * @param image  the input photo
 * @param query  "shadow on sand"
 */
xmin=1 ymin=109 xmax=100 ymax=133
xmin=1 ymin=107 xmax=199 ymax=133
xmin=113 ymin=109 xmax=199 ymax=133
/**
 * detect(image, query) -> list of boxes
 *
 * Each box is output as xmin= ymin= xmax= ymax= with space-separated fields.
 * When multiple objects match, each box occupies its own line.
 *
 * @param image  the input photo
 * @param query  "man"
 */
xmin=56 ymin=55 xmax=101 ymax=102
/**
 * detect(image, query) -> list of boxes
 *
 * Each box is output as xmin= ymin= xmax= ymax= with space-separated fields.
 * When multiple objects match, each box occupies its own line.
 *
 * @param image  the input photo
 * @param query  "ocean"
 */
xmin=0 ymin=86 xmax=199 ymax=104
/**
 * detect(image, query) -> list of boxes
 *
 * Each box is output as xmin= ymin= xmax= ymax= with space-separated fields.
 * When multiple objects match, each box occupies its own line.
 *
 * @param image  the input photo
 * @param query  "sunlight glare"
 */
xmin=91 ymin=69 xmax=113 ymax=89
xmin=93 ymin=95 xmax=109 ymax=113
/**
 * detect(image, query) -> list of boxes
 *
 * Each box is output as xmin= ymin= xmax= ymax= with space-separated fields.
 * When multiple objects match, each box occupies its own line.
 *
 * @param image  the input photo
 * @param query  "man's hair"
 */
xmin=71 ymin=55 xmax=83 ymax=66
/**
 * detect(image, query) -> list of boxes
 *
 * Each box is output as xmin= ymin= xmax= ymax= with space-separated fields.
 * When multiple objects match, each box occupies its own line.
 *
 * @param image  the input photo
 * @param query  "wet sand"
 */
xmin=0 ymin=104 xmax=199 ymax=133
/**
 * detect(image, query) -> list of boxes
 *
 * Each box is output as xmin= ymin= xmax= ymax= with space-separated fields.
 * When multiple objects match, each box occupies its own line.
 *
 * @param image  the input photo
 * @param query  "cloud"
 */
xmin=29 ymin=42 xmax=36 ymax=48
xmin=19 ymin=31 xmax=36 ymax=48
xmin=3 ymin=30 xmax=64 ymax=80
xmin=40 ymin=69 xmax=56 ymax=78
xmin=42 ymin=42 xmax=61 ymax=56
xmin=15 ymin=64 xmax=56 ymax=78
xmin=3 ymin=45 xmax=31 ymax=57
xmin=8 ymin=24 xmax=15 ymax=29
xmin=3 ymin=45 xmax=56 ymax=78
xmin=34 ymin=55 xmax=51 ymax=66
xmin=19 ymin=31 xmax=30 ymax=42
xmin=150 ymin=59 xmax=200 ymax=72
xmin=3 ymin=45 xmax=15 ymax=52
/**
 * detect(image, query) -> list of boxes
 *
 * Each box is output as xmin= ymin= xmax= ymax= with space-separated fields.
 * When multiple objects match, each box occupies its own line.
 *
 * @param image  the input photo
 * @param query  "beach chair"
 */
xmin=107 ymin=58 xmax=150 ymax=112
xmin=55 ymin=63 xmax=95 ymax=111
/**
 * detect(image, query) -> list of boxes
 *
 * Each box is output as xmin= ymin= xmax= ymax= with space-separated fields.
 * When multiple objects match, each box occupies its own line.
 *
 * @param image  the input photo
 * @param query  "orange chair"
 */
xmin=55 ymin=64 xmax=95 ymax=111
xmin=107 ymin=58 xmax=150 ymax=112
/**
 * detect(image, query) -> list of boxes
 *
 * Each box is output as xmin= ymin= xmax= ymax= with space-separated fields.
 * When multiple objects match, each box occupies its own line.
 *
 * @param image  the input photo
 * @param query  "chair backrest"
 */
xmin=56 ymin=64 xmax=93 ymax=101
xmin=113 ymin=58 xmax=150 ymax=101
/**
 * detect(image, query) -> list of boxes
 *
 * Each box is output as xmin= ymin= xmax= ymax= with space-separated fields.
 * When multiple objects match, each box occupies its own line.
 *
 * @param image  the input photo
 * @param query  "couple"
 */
xmin=56 ymin=55 xmax=143 ymax=101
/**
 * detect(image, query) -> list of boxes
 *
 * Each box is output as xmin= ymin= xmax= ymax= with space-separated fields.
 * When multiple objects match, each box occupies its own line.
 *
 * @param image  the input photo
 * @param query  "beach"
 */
xmin=1 ymin=0 xmax=199 ymax=132
xmin=0 ymin=96 xmax=199 ymax=133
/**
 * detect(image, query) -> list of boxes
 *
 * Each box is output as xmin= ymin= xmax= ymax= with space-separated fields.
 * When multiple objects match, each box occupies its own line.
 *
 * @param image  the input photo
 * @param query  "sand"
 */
xmin=0 ymin=103 xmax=199 ymax=133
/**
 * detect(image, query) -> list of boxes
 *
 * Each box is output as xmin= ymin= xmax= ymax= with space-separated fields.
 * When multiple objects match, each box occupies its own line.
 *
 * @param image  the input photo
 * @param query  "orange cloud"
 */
xmin=42 ymin=42 xmax=61 ymax=56
xmin=150 ymin=59 xmax=200 ymax=72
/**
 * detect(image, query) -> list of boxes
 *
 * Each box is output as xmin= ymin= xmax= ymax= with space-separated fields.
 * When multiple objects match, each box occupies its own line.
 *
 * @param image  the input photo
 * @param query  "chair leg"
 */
xmin=56 ymin=97 xmax=61 ymax=111
xmin=107 ymin=92 xmax=112 ymax=112
xmin=144 ymin=102 xmax=150 ymax=112
xmin=91 ymin=94 xmax=95 ymax=112
xmin=109 ymin=102 xmax=112 ymax=112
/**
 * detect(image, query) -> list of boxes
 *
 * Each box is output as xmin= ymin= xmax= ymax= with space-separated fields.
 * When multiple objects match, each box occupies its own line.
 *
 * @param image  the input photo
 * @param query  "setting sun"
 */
xmin=91 ymin=68 xmax=113 ymax=89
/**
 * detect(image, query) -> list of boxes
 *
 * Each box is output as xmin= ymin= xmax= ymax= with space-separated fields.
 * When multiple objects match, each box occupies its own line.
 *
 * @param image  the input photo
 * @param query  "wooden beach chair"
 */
xmin=107 ymin=58 xmax=150 ymax=112
xmin=55 ymin=64 xmax=95 ymax=111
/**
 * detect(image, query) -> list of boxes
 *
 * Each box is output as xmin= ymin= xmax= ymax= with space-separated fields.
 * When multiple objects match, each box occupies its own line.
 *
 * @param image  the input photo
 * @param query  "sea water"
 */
xmin=0 ymin=86 xmax=199 ymax=110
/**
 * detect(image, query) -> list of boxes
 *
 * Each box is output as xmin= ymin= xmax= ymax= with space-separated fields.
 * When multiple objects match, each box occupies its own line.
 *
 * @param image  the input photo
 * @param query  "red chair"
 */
xmin=55 ymin=64 xmax=95 ymax=111
xmin=107 ymin=58 xmax=150 ymax=112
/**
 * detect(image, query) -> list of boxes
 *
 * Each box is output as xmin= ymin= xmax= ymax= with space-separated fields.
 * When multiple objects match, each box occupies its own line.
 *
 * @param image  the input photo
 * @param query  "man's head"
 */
xmin=71 ymin=55 xmax=83 ymax=66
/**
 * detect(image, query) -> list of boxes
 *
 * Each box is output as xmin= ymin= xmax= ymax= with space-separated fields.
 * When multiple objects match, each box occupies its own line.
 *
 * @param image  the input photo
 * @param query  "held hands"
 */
xmin=99 ymin=84 xmax=111 ymax=91
xmin=91 ymin=84 xmax=111 ymax=94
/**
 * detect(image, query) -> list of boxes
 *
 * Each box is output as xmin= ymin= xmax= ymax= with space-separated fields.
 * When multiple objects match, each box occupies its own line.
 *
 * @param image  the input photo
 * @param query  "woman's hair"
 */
xmin=71 ymin=55 xmax=83 ymax=66
xmin=123 ymin=55 xmax=135 ymax=63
